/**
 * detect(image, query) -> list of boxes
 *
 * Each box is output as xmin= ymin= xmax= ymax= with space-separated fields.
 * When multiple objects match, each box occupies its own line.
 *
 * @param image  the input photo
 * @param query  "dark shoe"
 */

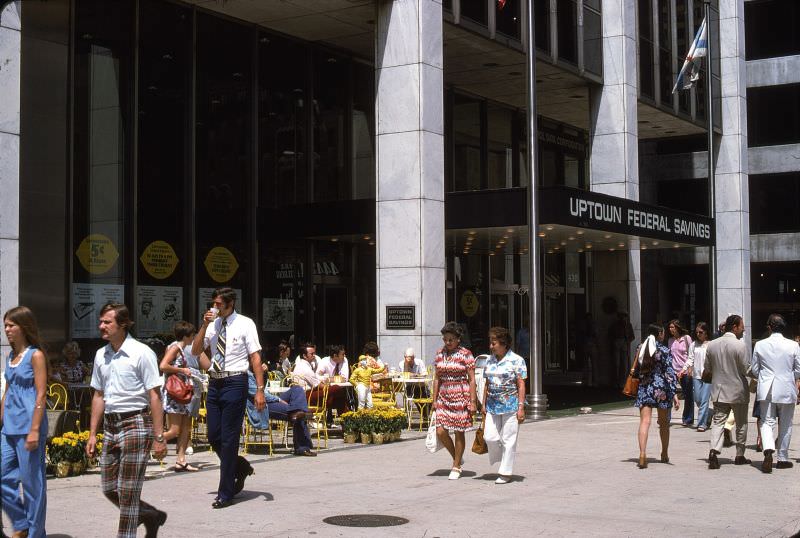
xmin=722 ymin=429 xmax=733 ymax=447
xmin=211 ymin=499 xmax=233 ymax=509
xmin=762 ymin=449 xmax=774 ymax=474
xmin=295 ymin=449 xmax=317 ymax=457
xmin=287 ymin=410 xmax=307 ymax=423
xmin=637 ymin=455 xmax=647 ymax=469
xmin=775 ymin=460 xmax=794 ymax=469
xmin=708 ymin=450 xmax=720 ymax=470
xmin=734 ymin=456 xmax=751 ymax=465
xmin=141 ymin=509 xmax=167 ymax=538
xmin=234 ymin=456 xmax=254 ymax=495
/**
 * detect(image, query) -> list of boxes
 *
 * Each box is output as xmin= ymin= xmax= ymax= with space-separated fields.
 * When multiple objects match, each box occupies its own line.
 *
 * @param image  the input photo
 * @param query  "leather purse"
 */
xmin=621 ymin=346 xmax=640 ymax=398
xmin=471 ymin=385 xmax=488 ymax=455
xmin=165 ymin=373 xmax=194 ymax=404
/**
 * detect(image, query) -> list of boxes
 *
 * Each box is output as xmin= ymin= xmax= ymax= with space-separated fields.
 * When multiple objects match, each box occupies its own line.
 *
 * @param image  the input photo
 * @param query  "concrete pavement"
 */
xmin=8 ymin=404 xmax=800 ymax=537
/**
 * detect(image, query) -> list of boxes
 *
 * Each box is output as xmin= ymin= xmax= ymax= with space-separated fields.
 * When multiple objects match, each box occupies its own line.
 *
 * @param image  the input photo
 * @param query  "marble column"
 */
xmin=715 ymin=0 xmax=751 ymax=338
xmin=0 ymin=1 xmax=20 ymax=362
xmin=588 ymin=0 xmax=641 ymax=342
xmin=375 ymin=0 xmax=445 ymax=365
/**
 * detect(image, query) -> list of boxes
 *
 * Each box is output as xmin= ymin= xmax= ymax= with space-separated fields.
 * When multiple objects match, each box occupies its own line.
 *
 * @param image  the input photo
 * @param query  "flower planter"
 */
xmin=71 ymin=461 xmax=85 ymax=476
xmin=343 ymin=432 xmax=358 ymax=444
xmin=359 ymin=432 xmax=372 ymax=444
xmin=56 ymin=462 xmax=71 ymax=478
xmin=371 ymin=432 xmax=386 ymax=445
xmin=390 ymin=430 xmax=401 ymax=442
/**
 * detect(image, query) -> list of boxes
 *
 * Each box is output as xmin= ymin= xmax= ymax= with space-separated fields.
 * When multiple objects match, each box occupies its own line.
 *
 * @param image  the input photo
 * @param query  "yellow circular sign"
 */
xmin=204 ymin=247 xmax=239 ymax=283
xmin=460 ymin=290 xmax=479 ymax=317
xmin=140 ymin=241 xmax=179 ymax=280
xmin=75 ymin=234 xmax=119 ymax=275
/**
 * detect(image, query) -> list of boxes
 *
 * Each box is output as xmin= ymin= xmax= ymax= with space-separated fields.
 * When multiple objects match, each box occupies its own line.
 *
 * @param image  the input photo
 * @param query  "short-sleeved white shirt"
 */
xmin=90 ymin=334 xmax=162 ymax=413
xmin=203 ymin=311 xmax=261 ymax=373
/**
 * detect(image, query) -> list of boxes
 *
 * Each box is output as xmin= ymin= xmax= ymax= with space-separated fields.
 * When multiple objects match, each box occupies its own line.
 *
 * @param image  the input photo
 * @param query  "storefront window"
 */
xmin=135 ymin=0 xmax=191 ymax=337
xmin=195 ymin=14 xmax=253 ymax=309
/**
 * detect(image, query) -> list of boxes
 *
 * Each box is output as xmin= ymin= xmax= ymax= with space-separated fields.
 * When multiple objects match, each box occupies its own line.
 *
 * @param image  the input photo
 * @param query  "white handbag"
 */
xmin=425 ymin=411 xmax=443 ymax=453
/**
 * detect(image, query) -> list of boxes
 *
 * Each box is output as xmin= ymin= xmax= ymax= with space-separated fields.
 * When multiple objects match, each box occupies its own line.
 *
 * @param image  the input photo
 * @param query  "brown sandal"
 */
xmin=175 ymin=461 xmax=199 ymax=472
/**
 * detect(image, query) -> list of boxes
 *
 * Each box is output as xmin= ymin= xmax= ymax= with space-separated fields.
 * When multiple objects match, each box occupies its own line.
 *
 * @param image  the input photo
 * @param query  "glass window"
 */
xmin=352 ymin=62 xmax=376 ymax=200
xmin=313 ymin=51 xmax=349 ymax=203
xmin=749 ymin=174 xmax=800 ymax=234
xmin=258 ymin=34 xmax=308 ymax=208
xmin=639 ymin=0 xmax=655 ymax=99
xmin=583 ymin=3 xmax=602 ymax=76
xmin=72 ymin=0 xmax=134 ymax=298
xmin=195 ymin=14 xmax=253 ymax=300
xmin=748 ymin=84 xmax=800 ymax=147
xmin=487 ymin=105 xmax=513 ymax=189
xmin=534 ymin=0 xmax=551 ymax=53
xmin=657 ymin=0 xmax=673 ymax=105
xmin=461 ymin=0 xmax=487 ymax=25
xmin=136 ymin=0 xmax=192 ymax=335
xmin=557 ymin=0 xmax=578 ymax=65
xmin=752 ymin=263 xmax=800 ymax=340
xmin=675 ymin=0 xmax=690 ymax=114
xmin=745 ymin=0 xmax=800 ymax=60
xmin=656 ymin=178 xmax=709 ymax=215
xmin=496 ymin=0 xmax=522 ymax=39
xmin=453 ymin=95 xmax=483 ymax=192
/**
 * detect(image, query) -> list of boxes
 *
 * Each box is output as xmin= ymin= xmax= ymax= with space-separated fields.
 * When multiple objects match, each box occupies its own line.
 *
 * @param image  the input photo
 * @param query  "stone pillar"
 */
xmin=375 ymin=0 xmax=445 ymax=365
xmin=715 ymin=0 xmax=751 ymax=339
xmin=588 ymin=0 xmax=641 ymax=345
xmin=0 ymin=1 xmax=20 ymax=362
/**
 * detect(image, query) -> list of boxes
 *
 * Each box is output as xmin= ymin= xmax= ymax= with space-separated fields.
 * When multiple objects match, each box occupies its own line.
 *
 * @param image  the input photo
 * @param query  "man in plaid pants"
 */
xmin=86 ymin=303 xmax=168 ymax=537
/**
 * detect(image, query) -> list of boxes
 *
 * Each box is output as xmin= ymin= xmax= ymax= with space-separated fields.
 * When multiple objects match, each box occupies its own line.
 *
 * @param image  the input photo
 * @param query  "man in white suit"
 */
xmin=751 ymin=314 xmax=800 ymax=473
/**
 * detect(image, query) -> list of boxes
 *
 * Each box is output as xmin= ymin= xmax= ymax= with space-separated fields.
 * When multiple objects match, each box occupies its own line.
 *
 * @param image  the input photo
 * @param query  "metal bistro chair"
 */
xmin=241 ymin=414 xmax=274 ymax=457
xmin=47 ymin=383 xmax=69 ymax=410
xmin=411 ymin=377 xmax=434 ymax=431
xmin=306 ymin=383 xmax=330 ymax=450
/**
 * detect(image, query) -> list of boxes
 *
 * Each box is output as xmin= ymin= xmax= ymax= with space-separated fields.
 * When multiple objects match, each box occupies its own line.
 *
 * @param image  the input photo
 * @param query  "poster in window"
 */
xmin=70 ymin=283 xmax=125 ymax=338
xmin=262 ymin=298 xmax=294 ymax=332
xmin=136 ymin=286 xmax=183 ymax=337
xmin=198 ymin=288 xmax=242 ymax=324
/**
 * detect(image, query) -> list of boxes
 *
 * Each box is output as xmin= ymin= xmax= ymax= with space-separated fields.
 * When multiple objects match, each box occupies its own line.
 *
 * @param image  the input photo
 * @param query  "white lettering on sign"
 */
xmin=626 ymin=209 xmax=672 ymax=233
xmin=672 ymin=218 xmax=711 ymax=239
xmin=569 ymin=197 xmax=623 ymax=224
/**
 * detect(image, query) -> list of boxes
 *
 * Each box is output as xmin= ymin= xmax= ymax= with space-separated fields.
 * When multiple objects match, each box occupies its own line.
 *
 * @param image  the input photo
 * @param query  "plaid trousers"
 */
xmin=101 ymin=413 xmax=159 ymax=538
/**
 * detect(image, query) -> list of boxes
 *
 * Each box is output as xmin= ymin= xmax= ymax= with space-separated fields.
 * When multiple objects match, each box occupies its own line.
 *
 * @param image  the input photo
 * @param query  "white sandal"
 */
xmin=448 ymin=467 xmax=462 ymax=480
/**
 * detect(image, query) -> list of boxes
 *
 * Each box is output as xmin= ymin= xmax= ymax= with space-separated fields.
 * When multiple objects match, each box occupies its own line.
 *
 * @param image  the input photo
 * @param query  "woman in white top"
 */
xmin=686 ymin=321 xmax=711 ymax=432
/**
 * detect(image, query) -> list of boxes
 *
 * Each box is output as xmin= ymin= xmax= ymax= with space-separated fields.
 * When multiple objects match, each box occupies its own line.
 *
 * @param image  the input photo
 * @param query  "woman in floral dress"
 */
xmin=634 ymin=323 xmax=680 ymax=468
xmin=432 ymin=322 xmax=476 ymax=480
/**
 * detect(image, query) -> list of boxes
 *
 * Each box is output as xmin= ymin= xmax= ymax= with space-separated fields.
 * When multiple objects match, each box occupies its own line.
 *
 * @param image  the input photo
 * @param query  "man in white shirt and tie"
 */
xmin=751 ymin=313 xmax=800 ymax=473
xmin=192 ymin=287 xmax=265 ymax=508
xmin=316 ymin=345 xmax=349 ymax=381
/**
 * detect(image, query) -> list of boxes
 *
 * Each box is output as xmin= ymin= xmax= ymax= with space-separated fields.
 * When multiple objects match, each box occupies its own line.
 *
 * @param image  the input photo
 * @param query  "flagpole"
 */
xmin=704 ymin=0 xmax=718 ymax=327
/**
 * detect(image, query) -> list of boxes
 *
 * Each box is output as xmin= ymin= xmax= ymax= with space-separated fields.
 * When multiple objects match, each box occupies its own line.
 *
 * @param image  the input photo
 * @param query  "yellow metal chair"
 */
xmin=306 ymin=383 xmax=329 ymax=450
xmin=47 ymin=383 xmax=68 ymax=410
xmin=241 ymin=414 xmax=274 ymax=457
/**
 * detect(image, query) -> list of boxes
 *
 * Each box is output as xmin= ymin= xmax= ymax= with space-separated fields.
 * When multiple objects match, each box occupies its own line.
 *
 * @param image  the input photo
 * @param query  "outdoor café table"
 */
xmin=390 ymin=376 xmax=432 ymax=428
xmin=66 ymin=382 xmax=93 ymax=410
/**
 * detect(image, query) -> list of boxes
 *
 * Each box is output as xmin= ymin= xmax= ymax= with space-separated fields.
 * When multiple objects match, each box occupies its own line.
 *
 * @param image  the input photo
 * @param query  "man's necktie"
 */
xmin=216 ymin=320 xmax=227 ymax=371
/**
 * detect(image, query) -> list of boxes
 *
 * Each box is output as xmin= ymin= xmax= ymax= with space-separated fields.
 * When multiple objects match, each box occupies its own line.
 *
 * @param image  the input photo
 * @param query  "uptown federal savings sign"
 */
xmin=539 ymin=187 xmax=715 ymax=246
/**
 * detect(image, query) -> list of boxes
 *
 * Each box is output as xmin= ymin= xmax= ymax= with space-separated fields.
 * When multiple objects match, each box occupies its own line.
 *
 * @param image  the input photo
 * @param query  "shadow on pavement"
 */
xmin=473 ymin=473 xmax=525 ymax=482
xmin=238 ymin=490 xmax=275 ymax=503
xmin=427 ymin=469 xmax=477 ymax=478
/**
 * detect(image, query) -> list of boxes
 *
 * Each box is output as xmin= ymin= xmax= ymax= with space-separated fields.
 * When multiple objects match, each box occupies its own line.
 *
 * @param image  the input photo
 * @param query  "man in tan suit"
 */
xmin=703 ymin=314 xmax=752 ymax=469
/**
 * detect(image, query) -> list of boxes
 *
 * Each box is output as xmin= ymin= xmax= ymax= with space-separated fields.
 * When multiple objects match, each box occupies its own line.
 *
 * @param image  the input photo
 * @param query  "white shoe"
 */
xmin=448 ymin=467 xmax=462 ymax=480
xmin=185 ymin=446 xmax=194 ymax=456
xmin=495 ymin=475 xmax=511 ymax=484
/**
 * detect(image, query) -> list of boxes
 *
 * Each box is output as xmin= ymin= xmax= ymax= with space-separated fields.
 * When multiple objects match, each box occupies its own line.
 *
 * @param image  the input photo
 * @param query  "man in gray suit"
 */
xmin=703 ymin=314 xmax=751 ymax=469
xmin=751 ymin=314 xmax=800 ymax=473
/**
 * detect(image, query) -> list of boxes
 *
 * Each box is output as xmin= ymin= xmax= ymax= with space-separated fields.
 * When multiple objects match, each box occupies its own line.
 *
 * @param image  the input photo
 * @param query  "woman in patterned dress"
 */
xmin=634 ymin=323 xmax=680 ymax=469
xmin=59 ymin=341 xmax=88 ymax=383
xmin=159 ymin=321 xmax=199 ymax=472
xmin=432 ymin=321 xmax=476 ymax=480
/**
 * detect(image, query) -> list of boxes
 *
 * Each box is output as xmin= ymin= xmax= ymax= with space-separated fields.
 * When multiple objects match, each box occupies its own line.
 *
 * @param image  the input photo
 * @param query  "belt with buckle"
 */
xmin=104 ymin=408 xmax=148 ymax=423
xmin=208 ymin=370 xmax=247 ymax=380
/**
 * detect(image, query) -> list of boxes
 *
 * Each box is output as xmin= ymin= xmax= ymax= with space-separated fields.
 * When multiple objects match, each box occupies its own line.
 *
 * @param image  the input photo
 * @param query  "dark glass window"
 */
xmin=557 ymin=0 xmax=578 ymax=64
xmin=639 ymin=0 xmax=655 ymax=99
xmin=752 ymin=263 xmax=800 ymax=340
xmin=749 ymin=174 xmax=800 ymax=233
xmin=675 ymin=0 xmax=690 ymax=114
xmin=656 ymin=178 xmax=709 ymax=215
xmin=583 ymin=2 xmax=602 ymax=76
xmin=259 ymin=35 xmax=308 ymax=208
xmin=658 ymin=0 xmax=673 ymax=105
xmin=453 ymin=95 xmax=483 ymax=192
xmin=461 ymin=0 xmax=487 ymax=25
xmin=487 ymin=105 xmax=513 ymax=189
xmin=534 ymin=0 xmax=550 ymax=53
xmin=195 ymin=14 xmax=253 ymax=299
xmin=496 ymin=0 xmax=521 ymax=39
xmin=136 ymin=0 xmax=192 ymax=335
xmin=313 ymin=51 xmax=349 ymax=203
xmin=745 ymin=0 xmax=800 ymax=60
xmin=748 ymin=84 xmax=800 ymax=147
xmin=72 ymin=0 xmax=134 ymax=297
xmin=352 ymin=62 xmax=376 ymax=200
xmin=537 ymin=122 xmax=587 ymax=189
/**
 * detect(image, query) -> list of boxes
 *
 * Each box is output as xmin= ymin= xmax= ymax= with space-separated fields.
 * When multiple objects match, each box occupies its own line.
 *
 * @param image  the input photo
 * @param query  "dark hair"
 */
xmin=440 ymin=321 xmax=462 ymax=338
xmin=304 ymin=342 xmax=316 ymax=352
xmin=212 ymin=287 xmax=237 ymax=307
xmin=488 ymin=326 xmax=512 ymax=349
xmin=173 ymin=320 xmax=196 ymax=340
xmin=724 ymin=314 xmax=743 ymax=333
xmin=278 ymin=342 xmax=291 ymax=355
xmin=668 ymin=319 xmax=688 ymax=337
xmin=3 ymin=306 xmax=46 ymax=353
xmin=362 ymin=341 xmax=380 ymax=357
xmin=100 ymin=303 xmax=134 ymax=331
xmin=639 ymin=323 xmax=663 ymax=377
xmin=695 ymin=321 xmax=711 ymax=342
xmin=767 ymin=313 xmax=787 ymax=333
xmin=329 ymin=344 xmax=344 ymax=356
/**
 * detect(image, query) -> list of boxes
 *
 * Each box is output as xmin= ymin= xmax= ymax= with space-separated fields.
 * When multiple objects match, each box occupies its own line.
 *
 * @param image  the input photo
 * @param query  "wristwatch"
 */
xmin=155 ymin=433 xmax=165 ymax=443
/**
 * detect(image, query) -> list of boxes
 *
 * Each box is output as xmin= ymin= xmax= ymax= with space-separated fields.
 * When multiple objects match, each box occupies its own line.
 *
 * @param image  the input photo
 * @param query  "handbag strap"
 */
xmin=480 ymin=379 xmax=488 ymax=429
xmin=630 ymin=344 xmax=642 ymax=371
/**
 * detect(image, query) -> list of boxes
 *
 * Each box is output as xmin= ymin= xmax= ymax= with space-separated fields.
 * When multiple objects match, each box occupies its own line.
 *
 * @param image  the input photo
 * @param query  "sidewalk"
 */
xmin=8 ymin=405 xmax=800 ymax=537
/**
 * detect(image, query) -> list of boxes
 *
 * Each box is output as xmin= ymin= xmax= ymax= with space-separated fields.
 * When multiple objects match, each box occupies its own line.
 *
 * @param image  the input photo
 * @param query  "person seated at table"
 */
xmin=245 ymin=372 xmax=316 ymax=457
xmin=398 ymin=347 xmax=429 ymax=398
xmin=350 ymin=357 xmax=387 ymax=409
xmin=292 ymin=343 xmax=349 ymax=418
xmin=316 ymin=345 xmax=350 ymax=381
xmin=59 ymin=341 xmax=88 ymax=383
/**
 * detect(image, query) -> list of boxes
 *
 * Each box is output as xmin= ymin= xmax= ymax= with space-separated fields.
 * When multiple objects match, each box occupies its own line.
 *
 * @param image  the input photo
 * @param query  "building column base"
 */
xmin=524 ymin=393 xmax=548 ymax=421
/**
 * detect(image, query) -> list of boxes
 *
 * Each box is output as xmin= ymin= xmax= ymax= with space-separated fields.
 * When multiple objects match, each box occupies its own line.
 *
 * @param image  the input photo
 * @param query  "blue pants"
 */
xmin=680 ymin=374 xmax=694 ymax=425
xmin=692 ymin=378 xmax=712 ymax=428
xmin=207 ymin=375 xmax=248 ymax=502
xmin=1 ymin=432 xmax=47 ymax=537
xmin=268 ymin=386 xmax=313 ymax=453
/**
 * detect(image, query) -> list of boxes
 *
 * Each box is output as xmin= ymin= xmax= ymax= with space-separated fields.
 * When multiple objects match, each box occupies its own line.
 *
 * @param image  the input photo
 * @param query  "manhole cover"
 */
xmin=323 ymin=514 xmax=409 ymax=527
